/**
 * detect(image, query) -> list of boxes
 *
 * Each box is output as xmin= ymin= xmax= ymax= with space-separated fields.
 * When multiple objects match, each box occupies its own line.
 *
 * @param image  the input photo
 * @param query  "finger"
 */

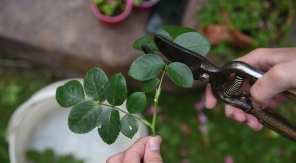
xmin=236 ymin=48 xmax=291 ymax=71
xmin=224 ymin=105 xmax=263 ymax=131
xmin=250 ymin=62 xmax=296 ymax=109
xmin=205 ymin=84 xmax=217 ymax=109
xmin=122 ymin=136 xmax=152 ymax=163
xmin=244 ymin=114 xmax=263 ymax=131
xmin=106 ymin=152 xmax=124 ymax=163
xmin=143 ymin=136 xmax=163 ymax=163
xmin=225 ymin=104 xmax=246 ymax=122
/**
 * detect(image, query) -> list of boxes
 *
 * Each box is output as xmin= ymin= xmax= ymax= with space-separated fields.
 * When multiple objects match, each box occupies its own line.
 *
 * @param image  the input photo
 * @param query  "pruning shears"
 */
xmin=142 ymin=34 xmax=296 ymax=142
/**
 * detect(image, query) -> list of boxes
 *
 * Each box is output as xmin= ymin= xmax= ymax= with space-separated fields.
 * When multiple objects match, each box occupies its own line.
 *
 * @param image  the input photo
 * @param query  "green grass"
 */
xmin=1 ymin=52 xmax=296 ymax=163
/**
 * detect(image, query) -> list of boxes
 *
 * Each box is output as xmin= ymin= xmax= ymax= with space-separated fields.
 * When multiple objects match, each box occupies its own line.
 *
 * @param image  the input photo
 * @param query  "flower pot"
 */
xmin=133 ymin=0 xmax=159 ymax=11
xmin=91 ymin=0 xmax=133 ymax=27
xmin=198 ymin=0 xmax=295 ymax=50
xmin=7 ymin=79 xmax=148 ymax=163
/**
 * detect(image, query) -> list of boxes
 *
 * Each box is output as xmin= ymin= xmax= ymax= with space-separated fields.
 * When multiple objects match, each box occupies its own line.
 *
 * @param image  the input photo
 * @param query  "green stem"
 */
xmin=100 ymin=103 xmax=152 ymax=128
xmin=151 ymin=65 xmax=167 ymax=136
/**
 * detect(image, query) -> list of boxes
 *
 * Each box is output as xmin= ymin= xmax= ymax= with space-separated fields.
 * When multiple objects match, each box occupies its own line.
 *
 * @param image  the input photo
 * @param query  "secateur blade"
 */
xmin=151 ymin=34 xmax=214 ymax=67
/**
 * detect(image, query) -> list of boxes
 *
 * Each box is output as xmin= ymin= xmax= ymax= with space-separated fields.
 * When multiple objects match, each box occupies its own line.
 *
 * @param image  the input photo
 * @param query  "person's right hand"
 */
xmin=106 ymin=136 xmax=163 ymax=163
xmin=205 ymin=47 xmax=296 ymax=130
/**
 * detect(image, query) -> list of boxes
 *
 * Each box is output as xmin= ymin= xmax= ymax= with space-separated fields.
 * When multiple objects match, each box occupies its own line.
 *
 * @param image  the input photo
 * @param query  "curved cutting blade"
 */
xmin=152 ymin=34 xmax=214 ymax=67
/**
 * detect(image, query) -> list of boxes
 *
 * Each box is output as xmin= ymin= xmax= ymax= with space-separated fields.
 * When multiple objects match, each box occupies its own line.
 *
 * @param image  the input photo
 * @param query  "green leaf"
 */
xmin=128 ymin=54 xmax=165 ymax=81
xmin=84 ymin=67 xmax=108 ymax=102
xmin=56 ymin=80 xmax=85 ymax=108
xmin=133 ymin=34 xmax=159 ymax=52
xmin=141 ymin=77 xmax=160 ymax=92
xmin=120 ymin=115 xmax=138 ymax=138
xmin=162 ymin=26 xmax=196 ymax=40
xmin=68 ymin=100 xmax=102 ymax=134
xmin=127 ymin=92 xmax=146 ymax=114
xmin=167 ymin=62 xmax=193 ymax=87
xmin=174 ymin=32 xmax=211 ymax=57
xmin=104 ymin=73 xmax=127 ymax=106
xmin=98 ymin=108 xmax=120 ymax=144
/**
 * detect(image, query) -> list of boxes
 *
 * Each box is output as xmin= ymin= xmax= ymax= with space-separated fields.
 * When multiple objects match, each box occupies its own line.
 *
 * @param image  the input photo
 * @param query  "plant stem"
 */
xmin=151 ymin=65 xmax=167 ymax=136
xmin=100 ymin=103 xmax=152 ymax=128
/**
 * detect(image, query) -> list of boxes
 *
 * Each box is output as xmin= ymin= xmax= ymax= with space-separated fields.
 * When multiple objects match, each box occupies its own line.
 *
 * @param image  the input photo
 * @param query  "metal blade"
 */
xmin=152 ymin=34 xmax=214 ymax=67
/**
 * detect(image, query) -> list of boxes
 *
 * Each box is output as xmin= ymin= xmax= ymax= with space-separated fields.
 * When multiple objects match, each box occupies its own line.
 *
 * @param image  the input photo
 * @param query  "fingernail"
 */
xmin=149 ymin=137 xmax=161 ymax=151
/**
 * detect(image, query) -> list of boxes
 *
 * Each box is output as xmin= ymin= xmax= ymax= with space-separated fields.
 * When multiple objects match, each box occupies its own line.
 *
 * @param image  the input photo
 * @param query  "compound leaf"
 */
xmin=167 ymin=62 xmax=193 ymax=87
xmin=98 ymin=108 xmax=120 ymax=144
xmin=141 ymin=77 xmax=160 ymax=92
xmin=128 ymin=54 xmax=165 ymax=81
xmin=104 ymin=73 xmax=127 ymax=106
xmin=162 ymin=26 xmax=196 ymax=40
xmin=84 ymin=67 xmax=108 ymax=102
xmin=127 ymin=92 xmax=146 ymax=114
xmin=56 ymin=80 xmax=85 ymax=108
xmin=68 ymin=100 xmax=102 ymax=134
xmin=133 ymin=34 xmax=159 ymax=52
xmin=174 ymin=32 xmax=211 ymax=57
xmin=120 ymin=115 xmax=138 ymax=138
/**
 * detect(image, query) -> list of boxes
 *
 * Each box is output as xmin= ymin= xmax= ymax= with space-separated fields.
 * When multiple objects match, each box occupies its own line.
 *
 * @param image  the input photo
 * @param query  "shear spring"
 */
xmin=224 ymin=75 xmax=245 ymax=98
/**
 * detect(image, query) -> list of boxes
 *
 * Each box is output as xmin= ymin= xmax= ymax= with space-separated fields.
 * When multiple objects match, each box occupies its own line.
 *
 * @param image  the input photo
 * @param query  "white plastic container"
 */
xmin=7 ymin=79 xmax=148 ymax=163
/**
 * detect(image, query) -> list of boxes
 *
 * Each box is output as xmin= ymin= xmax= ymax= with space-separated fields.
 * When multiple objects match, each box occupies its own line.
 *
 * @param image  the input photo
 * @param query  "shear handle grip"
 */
xmin=282 ymin=89 xmax=296 ymax=100
xmin=248 ymin=108 xmax=296 ymax=141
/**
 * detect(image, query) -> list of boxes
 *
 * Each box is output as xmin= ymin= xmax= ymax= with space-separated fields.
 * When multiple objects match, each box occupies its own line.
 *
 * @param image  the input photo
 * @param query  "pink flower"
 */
xmin=179 ymin=148 xmax=188 ymax=157
xmin=181 ymin=159 xmax=190 ymax=163
xmin=199 ymin=124 xmax=208 ymax=135
xmin=198 ymin=112 xmax=208 ymax=124
xmin=224 ymin=155 xmax=234 ymax=163
xmin=267 ymin=23 xmax=274 ymax=29
xmin=258 ymin=20 xmax=265 ymax=28
xmin=263 ymin=1 xmax=270 ymax=8
xmin=147 ymin=105 xmax=161 ymax=116
xmin=195 ymin=97 xmax=206 ymax=111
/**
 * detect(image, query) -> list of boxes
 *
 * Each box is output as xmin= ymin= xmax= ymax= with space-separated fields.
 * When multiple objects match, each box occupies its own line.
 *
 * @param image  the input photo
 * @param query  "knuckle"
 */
xmin=251 ymin=48 xmax=269 ymax=56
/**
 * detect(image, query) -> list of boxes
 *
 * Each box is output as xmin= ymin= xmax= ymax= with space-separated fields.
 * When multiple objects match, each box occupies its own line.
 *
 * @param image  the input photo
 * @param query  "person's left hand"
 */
xmin=106 ymin=136 xmax=163 ymax=163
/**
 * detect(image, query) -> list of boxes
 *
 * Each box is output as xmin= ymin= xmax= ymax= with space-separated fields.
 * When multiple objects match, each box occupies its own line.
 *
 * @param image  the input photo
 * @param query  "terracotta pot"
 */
xmin=200 ymin=2 xmax=294 ymax=48
xmin=133 ymin=0 xmax=159 ymax=11
xmin=200 ymin=24 xmax=252 ymax=47
xmin=90 ymin=0 xmax=133 ymax=27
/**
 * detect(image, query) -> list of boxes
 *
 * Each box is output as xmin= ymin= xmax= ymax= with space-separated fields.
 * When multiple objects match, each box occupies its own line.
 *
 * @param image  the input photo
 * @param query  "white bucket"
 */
xmin=7 ymin=79 xmax=148 ymax=163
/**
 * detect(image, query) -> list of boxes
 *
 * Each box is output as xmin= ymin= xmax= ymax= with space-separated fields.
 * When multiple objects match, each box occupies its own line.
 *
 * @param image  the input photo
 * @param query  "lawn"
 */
xmin=1 ymin=52 xmax=296 ymax=163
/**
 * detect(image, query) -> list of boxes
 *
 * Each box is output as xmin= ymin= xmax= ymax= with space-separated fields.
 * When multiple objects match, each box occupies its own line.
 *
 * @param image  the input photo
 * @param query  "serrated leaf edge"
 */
xmin=128 ymin=54 xmax=165 ymax=81
xmin=167 ymin=62 xmax=193 ymax=88
xmin=67 ymin=100 xmax=101 ymax=134
xmin=120 ymin=115 xmax=139 ymax=139
xmin=97 ymin=108 xmax=120 ymax=145
xmin=127 ymin=92 xmax=146 ymax=114
xmin=56 ymin=80 xmax=85 ymax=108
xmin=83 ymin=67 xmax=108 ymax=102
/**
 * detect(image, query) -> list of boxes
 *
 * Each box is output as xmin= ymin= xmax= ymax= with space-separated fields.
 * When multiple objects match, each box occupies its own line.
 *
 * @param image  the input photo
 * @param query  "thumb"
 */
xmin=250 ymin=63 xmax=290 ymax=110
xmin=144 ymin=136 xmax=163 ymax=163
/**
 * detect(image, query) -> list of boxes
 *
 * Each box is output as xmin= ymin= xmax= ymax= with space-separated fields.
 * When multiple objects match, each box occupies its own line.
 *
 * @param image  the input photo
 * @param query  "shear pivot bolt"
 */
xmin=199 ymin=73 xmax=209 ymax=83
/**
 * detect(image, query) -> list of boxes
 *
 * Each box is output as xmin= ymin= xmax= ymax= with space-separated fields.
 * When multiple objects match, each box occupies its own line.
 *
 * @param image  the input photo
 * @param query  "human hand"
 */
xmin=205 ymin=48 xmax=296 ymax=130
xmin=106 ymin=136 xmax=163 ymax=163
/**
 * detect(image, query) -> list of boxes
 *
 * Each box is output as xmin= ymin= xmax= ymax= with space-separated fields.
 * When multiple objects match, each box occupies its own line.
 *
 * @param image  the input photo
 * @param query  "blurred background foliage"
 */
xmin=1 ymin=0 xmax=296 ymax=162
xmin=196 ymin=0 xmax=296 ymax=61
